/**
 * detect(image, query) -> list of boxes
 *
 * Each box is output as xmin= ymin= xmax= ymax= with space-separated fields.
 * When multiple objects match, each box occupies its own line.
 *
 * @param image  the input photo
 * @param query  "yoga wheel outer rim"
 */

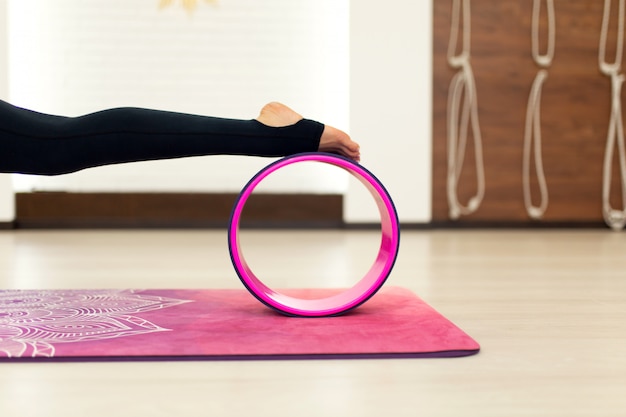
xmin=228 ymin=152 xmax=400 ymax=317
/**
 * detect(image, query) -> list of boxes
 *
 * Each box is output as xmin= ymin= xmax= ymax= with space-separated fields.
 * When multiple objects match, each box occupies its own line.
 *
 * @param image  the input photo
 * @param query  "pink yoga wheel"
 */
xmin=228 ymin=152 xmax=400 ymax=317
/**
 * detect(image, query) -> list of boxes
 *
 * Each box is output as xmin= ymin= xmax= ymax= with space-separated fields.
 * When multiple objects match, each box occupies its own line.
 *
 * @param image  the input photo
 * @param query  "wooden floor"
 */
xmin=1 ymin=229 xmax=625 ymax=416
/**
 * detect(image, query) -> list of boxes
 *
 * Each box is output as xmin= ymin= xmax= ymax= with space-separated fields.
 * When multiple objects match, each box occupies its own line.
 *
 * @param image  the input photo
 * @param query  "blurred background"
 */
xmin=0 ymin=0 xmax=430 ymax=228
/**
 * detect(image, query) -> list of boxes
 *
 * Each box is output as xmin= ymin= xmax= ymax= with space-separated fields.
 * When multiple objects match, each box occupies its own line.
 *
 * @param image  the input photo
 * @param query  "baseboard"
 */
xmin=428 ymin=220 xmax=609 ymax=229
xmin=0 ymin=221 xmax=14 ymax=230
xmin=14 ymin=192 xmax=343 ymax=229
xmin=16 ymin=193 xmax=607 ymax=230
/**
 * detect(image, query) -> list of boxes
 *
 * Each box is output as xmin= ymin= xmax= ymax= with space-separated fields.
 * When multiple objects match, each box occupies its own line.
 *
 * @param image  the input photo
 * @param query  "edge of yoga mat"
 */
xmin=0 ymin=287 xmax=480 ymax=362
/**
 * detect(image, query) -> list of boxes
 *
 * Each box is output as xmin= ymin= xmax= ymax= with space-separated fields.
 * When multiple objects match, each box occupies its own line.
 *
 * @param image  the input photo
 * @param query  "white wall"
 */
xmin=0 ymin=1 xmax=6 ymax=99
xmin=346 ymin=0 xmax=432 ymax=223
xmin=3 ymin=0 xmax=433 ymax=224
xmin=0 ymin=0 xmax=15 ymax=223
xmin=7 ymin=0 xmax=350 ymax=194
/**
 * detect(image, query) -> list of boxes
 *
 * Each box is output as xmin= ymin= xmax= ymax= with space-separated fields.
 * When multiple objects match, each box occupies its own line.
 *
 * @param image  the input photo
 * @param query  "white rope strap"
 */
xmin=446 ymin=0 xmax=485 ymax=220
xmin=531 ymin=0 xmax=555 ymax=68
xmin=599 ymin=0 xmax=626 ymax=230
xmin=523 ymin=0 xmax=555 ymax=219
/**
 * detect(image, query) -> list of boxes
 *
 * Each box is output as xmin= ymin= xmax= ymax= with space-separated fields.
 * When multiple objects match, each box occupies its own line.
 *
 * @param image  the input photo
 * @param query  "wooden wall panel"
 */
xmin=433 ymin=1 xmax=624 ymax=224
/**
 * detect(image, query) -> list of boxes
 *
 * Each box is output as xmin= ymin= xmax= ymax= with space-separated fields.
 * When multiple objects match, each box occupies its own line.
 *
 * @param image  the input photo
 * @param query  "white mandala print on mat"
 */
xmin=0 ymin=290 xmax=192 ymax=358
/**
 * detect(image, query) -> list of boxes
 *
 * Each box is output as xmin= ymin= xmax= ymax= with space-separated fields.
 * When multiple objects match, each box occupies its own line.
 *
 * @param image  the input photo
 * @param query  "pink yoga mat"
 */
xmin=0 ymin=287 xmax=479 ymax=360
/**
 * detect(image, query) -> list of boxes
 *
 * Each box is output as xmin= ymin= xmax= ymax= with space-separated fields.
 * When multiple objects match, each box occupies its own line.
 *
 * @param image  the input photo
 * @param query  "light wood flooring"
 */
xmin=0 ymin=229 xmax=625 ymax=417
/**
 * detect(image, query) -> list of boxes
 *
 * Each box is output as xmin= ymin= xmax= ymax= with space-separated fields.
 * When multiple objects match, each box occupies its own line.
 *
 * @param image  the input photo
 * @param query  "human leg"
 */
xmin=0 ymin=100 xmax=357 ymax=176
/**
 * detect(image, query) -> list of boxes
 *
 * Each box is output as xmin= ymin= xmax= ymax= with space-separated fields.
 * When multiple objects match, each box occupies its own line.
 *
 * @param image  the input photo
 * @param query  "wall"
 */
xmin=0 ymin=1 xmax=5 ymax=100
xmin=432 ymin=1 xmax=621 ymax=225
xmin=347 ymin=0 xmax=432 ymax=223
xmin=7 ymin=0 xmax=350 ymax=195
xmin=0 ymin=0 xmax=15 ymax=223
xmin=4 ymin=0 xmax=433 ymax=224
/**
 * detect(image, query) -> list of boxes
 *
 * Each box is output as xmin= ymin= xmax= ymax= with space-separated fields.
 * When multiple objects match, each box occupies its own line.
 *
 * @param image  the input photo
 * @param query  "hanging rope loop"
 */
xmin=523 ymin=0 xmax=555 ymax=219
xmin=446 ymin=0 xmax=485 ymax=220
xmin=532 ymin=0 xmax=556 ymax=67
xmin=447 ymin=0 xmax=471 ymax=68
xmin=599 ymin=0 xmax=625 ymax=75
xmin=523 ymin=70 xmax=550 ymax=219
xmin=599 ymin=0 xmax=626 ymax=230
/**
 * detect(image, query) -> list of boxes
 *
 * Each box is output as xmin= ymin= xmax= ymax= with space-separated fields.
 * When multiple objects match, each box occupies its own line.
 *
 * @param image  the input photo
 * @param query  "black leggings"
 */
xmin=0 ymin=100 xmax=324 ymax=176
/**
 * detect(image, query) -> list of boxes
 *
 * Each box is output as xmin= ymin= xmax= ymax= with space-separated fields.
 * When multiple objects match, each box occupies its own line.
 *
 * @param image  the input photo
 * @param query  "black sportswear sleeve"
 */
xmin=0 ymin=100 xmax=324 ymax=175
